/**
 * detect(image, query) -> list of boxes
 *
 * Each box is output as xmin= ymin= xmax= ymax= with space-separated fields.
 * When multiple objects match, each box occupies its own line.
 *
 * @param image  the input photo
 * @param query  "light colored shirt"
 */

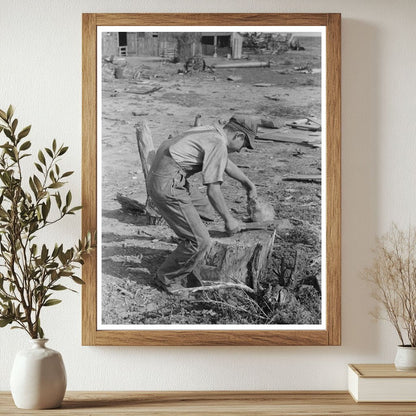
xmin=169 ymin=123 xmax=228 ymax=185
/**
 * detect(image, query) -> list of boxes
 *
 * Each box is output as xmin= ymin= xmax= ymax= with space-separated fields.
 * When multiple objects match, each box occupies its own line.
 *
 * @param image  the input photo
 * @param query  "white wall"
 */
xmin=1 ymin=0 xmax=415 ymax=391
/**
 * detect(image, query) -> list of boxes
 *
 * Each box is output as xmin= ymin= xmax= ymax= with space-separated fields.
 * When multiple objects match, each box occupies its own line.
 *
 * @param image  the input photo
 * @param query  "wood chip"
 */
xmin=254 ymin=83 xmax=274 ymax=87
xmin=264 ymin=95 xmax=280 ymax=101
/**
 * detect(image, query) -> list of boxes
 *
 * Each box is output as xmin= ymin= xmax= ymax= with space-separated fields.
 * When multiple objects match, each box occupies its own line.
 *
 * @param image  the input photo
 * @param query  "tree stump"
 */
xmin=195 ymin=229 xmax=276 ymax=291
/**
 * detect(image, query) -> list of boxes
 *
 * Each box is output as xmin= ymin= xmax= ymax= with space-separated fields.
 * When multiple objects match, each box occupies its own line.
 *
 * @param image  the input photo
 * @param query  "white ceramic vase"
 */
xmin=394 ymin=345 xmax=416 ymax=371
xmin=10 ymin=339 xmax=67 ymax=409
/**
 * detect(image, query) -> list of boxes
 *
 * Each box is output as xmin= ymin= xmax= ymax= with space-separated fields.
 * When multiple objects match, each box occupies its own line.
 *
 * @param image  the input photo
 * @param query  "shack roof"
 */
xmin=201 ymin=32 xmax=244 ymax=38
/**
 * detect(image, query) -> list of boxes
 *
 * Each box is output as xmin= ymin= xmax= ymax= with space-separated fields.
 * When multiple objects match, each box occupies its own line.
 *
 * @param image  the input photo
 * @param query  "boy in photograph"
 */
xmin=147 ymin=115 xmax=260 ymax=293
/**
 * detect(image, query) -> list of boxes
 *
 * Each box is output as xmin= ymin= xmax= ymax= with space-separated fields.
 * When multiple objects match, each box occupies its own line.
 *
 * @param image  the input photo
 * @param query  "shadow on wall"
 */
xmin=341 ymin=19 xmax=381 ymax=355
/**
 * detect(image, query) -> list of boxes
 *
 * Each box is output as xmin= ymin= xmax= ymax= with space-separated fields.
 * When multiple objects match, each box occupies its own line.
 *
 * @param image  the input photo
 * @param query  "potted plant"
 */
xmin=0 ymin=106 xmax=94 ymax=408
xmin=363 ymin=223 xmax=416 ymax=370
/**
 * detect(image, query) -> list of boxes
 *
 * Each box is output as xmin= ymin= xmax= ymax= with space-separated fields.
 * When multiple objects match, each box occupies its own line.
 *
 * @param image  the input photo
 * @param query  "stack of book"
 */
xmin=348 ymin=364 xmax=416 ymax=402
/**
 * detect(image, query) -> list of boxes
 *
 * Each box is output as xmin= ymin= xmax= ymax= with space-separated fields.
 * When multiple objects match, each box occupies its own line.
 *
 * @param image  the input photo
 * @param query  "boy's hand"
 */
xmin=247 ymin=188 xmax=257 ymax=201
xmin=245 ymin=182 xmax=257 ymax=200
xmin=225 ymin=217 xmax=242 ymax=236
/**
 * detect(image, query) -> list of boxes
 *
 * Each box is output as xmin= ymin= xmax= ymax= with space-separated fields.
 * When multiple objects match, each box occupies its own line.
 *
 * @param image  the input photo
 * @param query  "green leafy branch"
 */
xmin=0 ymin=105 xmax=95 ymax=338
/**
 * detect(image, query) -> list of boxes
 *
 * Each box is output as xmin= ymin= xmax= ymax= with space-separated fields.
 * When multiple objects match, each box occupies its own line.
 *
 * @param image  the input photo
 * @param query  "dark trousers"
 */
xmin=147 ymin=142 xmax=211 ymax=289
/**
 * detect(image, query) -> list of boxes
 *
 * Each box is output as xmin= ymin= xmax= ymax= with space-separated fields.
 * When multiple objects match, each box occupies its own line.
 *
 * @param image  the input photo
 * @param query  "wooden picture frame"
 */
xmin=82 ymin=13 xmax=341 ymax=346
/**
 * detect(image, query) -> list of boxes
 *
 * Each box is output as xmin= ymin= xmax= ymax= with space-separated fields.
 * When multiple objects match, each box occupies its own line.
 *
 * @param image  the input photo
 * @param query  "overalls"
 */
xmin=147 ymin=140 xmax=211 ymax=291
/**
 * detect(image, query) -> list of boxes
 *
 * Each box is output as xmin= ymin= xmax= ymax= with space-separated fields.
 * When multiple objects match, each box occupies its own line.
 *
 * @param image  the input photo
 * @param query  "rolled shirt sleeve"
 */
xmin=201 ymin=141 xmax=228 ymax=185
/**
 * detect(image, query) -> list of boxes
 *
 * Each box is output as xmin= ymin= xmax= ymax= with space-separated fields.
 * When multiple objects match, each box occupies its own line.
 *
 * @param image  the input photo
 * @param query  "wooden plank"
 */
xmin=350 ymin=364 xmax=416 ymax=378
xmin=326 ymin=13 xmax=342 ymax=347
xmin=81 ymin=13 xmax=98 ymax=347
xmin=1 ymin=391 xmax=416 ymax=415
xmin=92 ymin=329 xmax=329 ymax=346
xmin=256 ymin=133 xmax=321 ymax=148
xmin=94 ymin=13 xmax=330 ymax=26
xmin=282 ymin=175 xmax=321 ymax=183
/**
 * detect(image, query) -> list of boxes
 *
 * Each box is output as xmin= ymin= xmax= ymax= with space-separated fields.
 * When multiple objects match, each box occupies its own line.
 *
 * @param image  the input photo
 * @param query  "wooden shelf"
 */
xmin=1 ymin=391 xmax=416 ymax=415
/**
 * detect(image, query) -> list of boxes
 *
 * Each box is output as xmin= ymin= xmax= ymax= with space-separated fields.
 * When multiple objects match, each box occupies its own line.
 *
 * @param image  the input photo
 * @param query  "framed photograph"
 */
xmin=82 ymin=13 xmax=341 ymax=346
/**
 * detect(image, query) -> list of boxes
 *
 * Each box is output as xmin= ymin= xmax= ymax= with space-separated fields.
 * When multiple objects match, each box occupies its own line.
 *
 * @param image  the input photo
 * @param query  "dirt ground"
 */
xmin=100 ymin=37 xmax=323 ymax=326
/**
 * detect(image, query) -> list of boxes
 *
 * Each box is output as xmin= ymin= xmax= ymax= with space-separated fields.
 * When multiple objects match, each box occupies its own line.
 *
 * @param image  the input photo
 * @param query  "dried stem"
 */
xmin=363 ymin=224 xmax=416 ymax=346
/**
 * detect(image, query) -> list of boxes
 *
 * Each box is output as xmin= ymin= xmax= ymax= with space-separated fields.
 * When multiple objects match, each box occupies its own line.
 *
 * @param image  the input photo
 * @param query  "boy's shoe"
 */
xmin=186 ymin=271 xmax=203 ymax=288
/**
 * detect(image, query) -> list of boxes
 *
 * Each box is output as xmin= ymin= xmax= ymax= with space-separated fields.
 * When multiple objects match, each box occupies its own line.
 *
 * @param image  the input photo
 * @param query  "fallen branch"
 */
xmin=103 ymin=116 xmax=123 ymax=122
xmin=125 ymin=86 xmax=162 ymax=95
xmin=282 ymin=175 xmax=321 ymax=183
xmin=197 ymin=288 xmax=270 ymax=321
xmin=185 ymin=283 xmax=255 ymax=294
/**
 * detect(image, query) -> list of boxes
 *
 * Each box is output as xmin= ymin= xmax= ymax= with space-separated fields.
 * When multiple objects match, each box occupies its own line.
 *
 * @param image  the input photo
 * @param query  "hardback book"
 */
xmin=348 ymin=364 xmax=416 ymax=402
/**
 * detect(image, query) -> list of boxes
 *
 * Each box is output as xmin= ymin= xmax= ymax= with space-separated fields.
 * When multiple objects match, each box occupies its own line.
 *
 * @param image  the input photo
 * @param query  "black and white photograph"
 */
xmin=97 ymin=27 xmax=326 ymax=329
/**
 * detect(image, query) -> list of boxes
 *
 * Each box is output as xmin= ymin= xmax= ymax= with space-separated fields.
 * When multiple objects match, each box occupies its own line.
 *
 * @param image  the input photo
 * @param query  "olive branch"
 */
xmin=0 ymin=105 xmax=94 ymax=338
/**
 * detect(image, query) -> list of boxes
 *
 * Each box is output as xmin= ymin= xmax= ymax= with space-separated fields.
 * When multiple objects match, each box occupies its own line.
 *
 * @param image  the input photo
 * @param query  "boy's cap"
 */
xmin=228 ymin=114 xmax=263 ymax=149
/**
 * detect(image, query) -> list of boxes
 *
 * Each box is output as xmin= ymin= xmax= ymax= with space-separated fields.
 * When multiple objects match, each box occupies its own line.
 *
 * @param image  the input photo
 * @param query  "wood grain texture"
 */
xmin=82 ymin=13 xmax=342 ymax=346
xmin=92 ymin=329 xmax=329 ymax=346
xmin=1 ymin=391 xmax=416 ymax=415
xmin=325 ymin=13 xmax=342 ymax=346
xmin=350 ymin=364 xmax=416 ymax=378
xmin=82 ymin=13 xmax=98 ymax=346
xmin=95 ymin=13 xmax=330 ymax=27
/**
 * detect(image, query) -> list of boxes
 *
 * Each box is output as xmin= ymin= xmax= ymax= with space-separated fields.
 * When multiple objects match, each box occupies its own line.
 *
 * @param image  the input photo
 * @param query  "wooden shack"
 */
xmin=201 ymin=32 xmax=243 ymax=59
xmin=101 ymin=32 xmax=179 ymax=58
xmin=102 ymin=31 xmax=244 ymax=60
